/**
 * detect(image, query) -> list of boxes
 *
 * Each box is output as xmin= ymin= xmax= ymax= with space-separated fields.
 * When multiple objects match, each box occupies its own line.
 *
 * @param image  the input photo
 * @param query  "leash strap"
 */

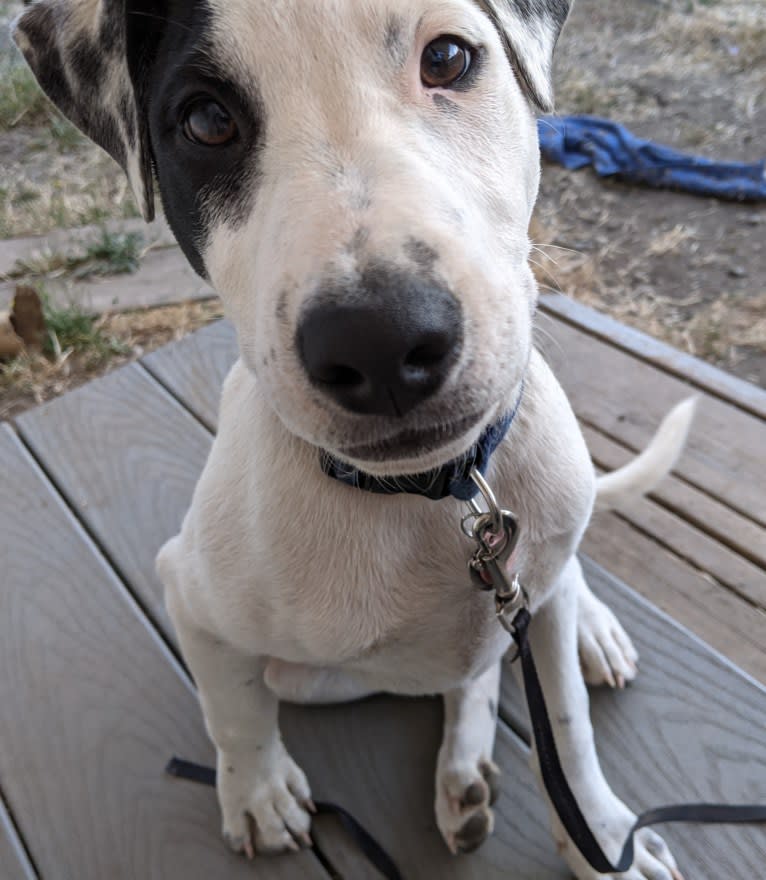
xmin=510 ymin=608 xmax=766 ymax=874
xmin=165 ymin=758 xmax=403 ymax=880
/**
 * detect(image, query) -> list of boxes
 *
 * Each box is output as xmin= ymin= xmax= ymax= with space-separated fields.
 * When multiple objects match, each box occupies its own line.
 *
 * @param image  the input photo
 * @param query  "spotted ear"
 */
xmin=13 ymin=0 xmax=155 ymax=221
xmin=478 ymin=0 xmax=571 ymax=113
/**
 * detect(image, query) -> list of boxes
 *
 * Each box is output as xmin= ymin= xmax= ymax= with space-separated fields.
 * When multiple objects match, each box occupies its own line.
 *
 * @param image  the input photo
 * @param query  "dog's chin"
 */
xmin=332 ymin=407 xmax=499 ymax=478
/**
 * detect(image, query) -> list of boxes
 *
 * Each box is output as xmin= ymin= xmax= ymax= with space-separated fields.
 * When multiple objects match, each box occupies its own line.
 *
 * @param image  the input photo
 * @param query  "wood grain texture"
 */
xmin=282 ymin=698 xmax=569 ymax=879
xmin=500 ymin=558 xmax=766 ymax=879
xmin=0 ymin=425 xmax=325 ymax=880
xmin=539 ymin=292 xmax=766 ymax=421
xmin=583 ymin=512 xmax=766 ymax=685
xmin=16 ymin=364 xmax=213 ymax=641
xmin=584 ymin=424 xmax=766 ymax=574
xmin=0 ymin=794 xmax=36 ymax=880
xmin=537 ymin=311 xmax=766 ymax=528
xmin=142 ymin=320 xmax=238 ymax=431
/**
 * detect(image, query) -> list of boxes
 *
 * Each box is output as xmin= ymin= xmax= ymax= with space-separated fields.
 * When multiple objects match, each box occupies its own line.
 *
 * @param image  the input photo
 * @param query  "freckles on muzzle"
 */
xmin=296 ymin=265 xmax=463 ymax=418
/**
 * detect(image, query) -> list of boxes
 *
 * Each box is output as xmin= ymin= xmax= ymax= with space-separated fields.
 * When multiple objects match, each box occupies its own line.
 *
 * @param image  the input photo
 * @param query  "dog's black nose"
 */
xmin=297 ymin=270 xmax=462 ymax=416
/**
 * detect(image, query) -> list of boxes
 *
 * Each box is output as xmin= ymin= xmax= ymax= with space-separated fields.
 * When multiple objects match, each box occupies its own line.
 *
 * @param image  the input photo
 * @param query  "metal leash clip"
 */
xmin=463 ymin=469 xmax=528 ymax=639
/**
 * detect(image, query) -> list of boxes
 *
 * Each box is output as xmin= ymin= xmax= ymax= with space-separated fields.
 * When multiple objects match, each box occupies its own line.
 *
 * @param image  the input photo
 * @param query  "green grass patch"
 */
xmin=41 ymin=293 xmax=130 ymax=364
xmin=9 ymin=228 xmax=144 ymax=282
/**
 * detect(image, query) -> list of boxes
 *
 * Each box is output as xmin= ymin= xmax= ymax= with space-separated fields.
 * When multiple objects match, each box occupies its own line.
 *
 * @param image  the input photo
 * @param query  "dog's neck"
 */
xmin=319 ymin=384 xmax=525 ymax=502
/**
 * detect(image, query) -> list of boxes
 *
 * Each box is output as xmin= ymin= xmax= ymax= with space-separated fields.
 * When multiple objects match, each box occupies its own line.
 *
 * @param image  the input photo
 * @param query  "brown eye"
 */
xmin=183 ymin=99 xmax=238 ymax=146
xmin=421 ymin=37 xmax=472 ymax=88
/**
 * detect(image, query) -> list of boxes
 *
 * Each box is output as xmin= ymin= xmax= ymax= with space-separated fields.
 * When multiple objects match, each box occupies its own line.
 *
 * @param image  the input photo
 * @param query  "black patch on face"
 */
xmin=384 ymin=14 xmax=408 ymax=66
xmin=432 ymin=93 xmax=460 ymax=115
xmin=348 ymin=227 xmax=371 ymax=255
xmin=404 ymin=238 xmax=438 ymax=272
xmin=275 ymin=290 xmax=289 ymax=325
xmin=142 ymin=1 xmax=267 ymax=278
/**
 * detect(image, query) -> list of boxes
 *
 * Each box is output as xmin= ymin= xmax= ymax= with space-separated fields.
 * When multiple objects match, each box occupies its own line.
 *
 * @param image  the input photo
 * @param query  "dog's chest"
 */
xmin=232 ymin=493 xmax=512 ymax=688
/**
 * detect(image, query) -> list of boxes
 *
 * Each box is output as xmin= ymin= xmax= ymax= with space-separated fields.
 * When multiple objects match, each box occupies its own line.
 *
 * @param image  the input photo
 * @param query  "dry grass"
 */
xmin=529 ymin=213 xmax=766 ymax=370
xmin=0 ymin=298 xmax=224 ymax=420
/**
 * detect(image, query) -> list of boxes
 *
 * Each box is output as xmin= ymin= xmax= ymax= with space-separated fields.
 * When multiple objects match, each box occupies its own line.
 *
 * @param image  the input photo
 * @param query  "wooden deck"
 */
xmin=1 ymin=294 xmax=765 ymax=879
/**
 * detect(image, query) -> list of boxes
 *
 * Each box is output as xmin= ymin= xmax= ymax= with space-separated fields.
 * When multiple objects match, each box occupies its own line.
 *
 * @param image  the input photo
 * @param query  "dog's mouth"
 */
xmin=336 ymin=409 xmax=487 ymax=466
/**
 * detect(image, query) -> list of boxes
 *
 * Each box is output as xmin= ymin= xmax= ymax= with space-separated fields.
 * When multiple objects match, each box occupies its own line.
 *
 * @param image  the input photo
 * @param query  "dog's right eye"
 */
xmin=182 ymin=99 xmax=238 ymax=146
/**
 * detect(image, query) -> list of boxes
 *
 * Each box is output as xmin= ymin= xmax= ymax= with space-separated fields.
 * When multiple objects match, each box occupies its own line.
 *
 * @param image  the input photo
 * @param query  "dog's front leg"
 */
xmin=525 ymin=557 xmax=682 ymax=880
xmin=436 ymin=662 xmax=502 ymax=854
xmin=166 ymin=588 xmax=313 ymax=857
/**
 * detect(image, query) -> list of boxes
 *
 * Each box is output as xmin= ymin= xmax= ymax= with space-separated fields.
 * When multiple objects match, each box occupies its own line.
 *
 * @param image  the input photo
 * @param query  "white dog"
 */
xmin=16 ymin=2 xmax=693 ymax=877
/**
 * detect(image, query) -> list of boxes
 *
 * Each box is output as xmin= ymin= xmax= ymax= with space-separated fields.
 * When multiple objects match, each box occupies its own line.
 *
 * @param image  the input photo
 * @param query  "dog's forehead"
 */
xmin=204 ymin=0 xmax=488 ymax=92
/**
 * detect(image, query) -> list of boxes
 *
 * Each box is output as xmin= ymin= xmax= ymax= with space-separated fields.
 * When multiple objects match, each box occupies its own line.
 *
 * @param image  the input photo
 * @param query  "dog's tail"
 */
xmin=594 ymin=396 xmax=697 ymax=511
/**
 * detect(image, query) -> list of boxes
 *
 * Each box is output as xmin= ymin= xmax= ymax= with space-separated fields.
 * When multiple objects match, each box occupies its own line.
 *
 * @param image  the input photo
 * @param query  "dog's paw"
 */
xmin=554 ymin=799 xmax=684 ymax=880
xmin=577 ymin=587 xmax=639 ymax=689
xmin=435 ymin=757 xmax=500 ymax=855
xmin=217 ymin=742 xmax=314 ymax=857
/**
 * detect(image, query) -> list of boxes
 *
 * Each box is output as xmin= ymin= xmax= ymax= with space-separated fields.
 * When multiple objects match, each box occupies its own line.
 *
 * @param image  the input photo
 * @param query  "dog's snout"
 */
xmin=298 ymin=271 xmax=462 ymax=416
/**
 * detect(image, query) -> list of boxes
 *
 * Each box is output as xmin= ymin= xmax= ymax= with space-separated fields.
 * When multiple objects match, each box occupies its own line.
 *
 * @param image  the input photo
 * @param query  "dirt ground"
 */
xmin=1 ymin=0 xmax=764 ymax=401
xmin=537 ymin=0 xmax=765 ymax=385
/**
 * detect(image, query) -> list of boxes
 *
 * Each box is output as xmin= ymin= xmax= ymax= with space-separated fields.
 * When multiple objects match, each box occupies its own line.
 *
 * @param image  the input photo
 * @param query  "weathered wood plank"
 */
xmin=0 ymin=794 xmax=36 ymax=880
xmin=584 ymin=424 xmax=766 ymax=574
xmin=0 ymin=424 xmax=326 ymax=880
xmin=280 ymin=697 xmax=568 ymax=879
xmin=142 ymin=321 xmax=237 ymax=431
xmin=609 ymin=495 xmax=766 ymax=609
xmin=500 ymin=559 xmax=766 ymax=879
xmin=12 ymin=365 xmax=568 ymax=877
xmin=16 ymin=365 xmax=213 ymax=640
xmin=582 ymin=514 xmax=766 ymax=685
xmin=538 ymin=312 xmax=766 ymax=528
xmin=539 ymin=292 xmax=766 ymax=420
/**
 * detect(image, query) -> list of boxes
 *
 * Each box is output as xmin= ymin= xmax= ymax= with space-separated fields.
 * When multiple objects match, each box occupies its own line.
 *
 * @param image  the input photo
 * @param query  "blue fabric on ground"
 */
xmin=538 ymin=115 xmax=766 ymax=201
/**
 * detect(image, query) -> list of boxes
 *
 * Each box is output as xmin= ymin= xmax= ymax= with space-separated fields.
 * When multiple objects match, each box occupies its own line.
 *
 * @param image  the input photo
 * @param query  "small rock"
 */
xmin=11 ymin=286 xmax=46 ymax=351
xmin=0 ymin=310 xmax=24 ymax=360
xmin=728 ymin=266 xmax=748 ymax=279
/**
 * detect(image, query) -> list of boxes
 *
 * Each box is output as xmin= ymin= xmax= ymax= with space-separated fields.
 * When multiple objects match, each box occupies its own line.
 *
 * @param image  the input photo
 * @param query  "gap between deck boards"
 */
xmin=0 ymin=786 xmax=37 ymax=880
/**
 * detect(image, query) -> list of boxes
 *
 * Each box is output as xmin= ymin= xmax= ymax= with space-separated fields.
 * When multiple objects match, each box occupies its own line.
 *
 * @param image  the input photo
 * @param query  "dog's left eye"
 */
xmin=421 ymin=37 xmax=473 ymax=88
xmin=182 ymin=99 xmax=239 ymax=146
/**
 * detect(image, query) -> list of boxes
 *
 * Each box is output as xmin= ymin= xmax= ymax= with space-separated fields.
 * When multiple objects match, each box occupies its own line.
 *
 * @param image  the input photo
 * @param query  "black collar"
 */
xmin=320 ymin=385 xmax=524 ymax=502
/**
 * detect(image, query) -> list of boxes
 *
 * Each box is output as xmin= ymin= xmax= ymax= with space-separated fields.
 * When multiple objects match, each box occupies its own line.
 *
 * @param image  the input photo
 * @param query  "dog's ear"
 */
xmin=478 ymin=0 xmax=571 ymax=112
xmin=12 ymin=0 xmax=155 ymax=221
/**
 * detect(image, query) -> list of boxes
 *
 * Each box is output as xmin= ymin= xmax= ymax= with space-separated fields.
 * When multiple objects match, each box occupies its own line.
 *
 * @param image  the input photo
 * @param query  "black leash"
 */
xmin=510 ymin=607 xmax=766 ymax=874
xmin=165 ymin=757 xmax=403 ymax=880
